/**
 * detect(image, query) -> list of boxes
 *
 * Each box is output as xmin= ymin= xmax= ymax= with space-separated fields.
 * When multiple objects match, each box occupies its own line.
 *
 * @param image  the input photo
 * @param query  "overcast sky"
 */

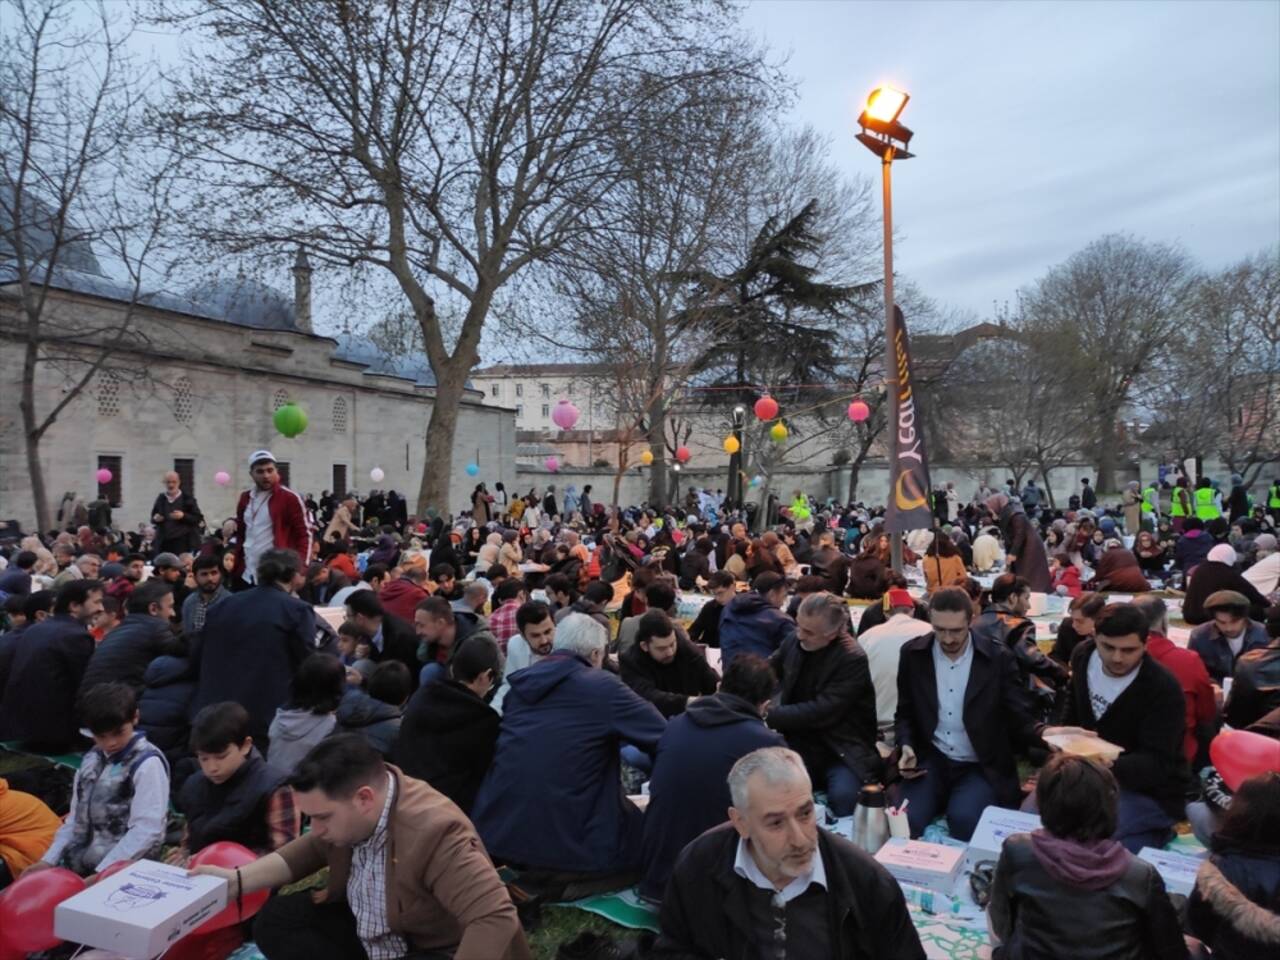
xmin=739 ymin=0 xmax=1280 ymax=319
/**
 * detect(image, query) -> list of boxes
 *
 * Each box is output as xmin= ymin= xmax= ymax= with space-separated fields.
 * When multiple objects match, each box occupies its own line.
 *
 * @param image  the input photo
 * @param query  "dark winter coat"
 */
xmin=619 ymin=638 xmax=719 ymax=718
xmin=638 ymin=693 xmax=783 ymax=900
xmin=653 ymin=822 xmax=924 ymax=960
xmin=137 ymin=655 xmax=195 ymax=760
xmin=1093 ymin=549 xmax=1152 ymax=593
xmin=810 ymin=545 xmax=851 ymax=595
xmin=370 ymin=613 xmax=422 ymax=691
xmin=1189 ymin=619 xmax=1271 ymax=684
xmin=717 ymin=591 xmax=795 ymax=668
xmin=189 ymin=584 xmax=315 ymax=739
xmin=1226 ymin=642 xmax=1280 ymax=730
xmin=336 ymin=687 xmax=402 ymax=757
xmin=178 ymin=748 xmax=288 ymax=854
xmin=998 ymin=500 xmax=1052 ymax=593
xmin=1188 ymin=851 xmax=1280 ymax=960
xmin=394 ymin=679 xmax=500 ymax=814
xmin=846 ymin=554 xmax=890 ymax=599
xmin=151 ymin=490 xmax=204 ymax=554
xmin=79 ymin=613 xmax=184 ymax=697
xmin=686 ymin=598 xmax=725 ymax=649
xmin=0 ymin=614 xmax=95 ymax=750
xmin=1175 ymin=529 xmax=1215 ymax=574
xmin=1182 ymin=561 xmax=1271 ymax=625
xmin=470 ymin=652 xmax=666 ymax=874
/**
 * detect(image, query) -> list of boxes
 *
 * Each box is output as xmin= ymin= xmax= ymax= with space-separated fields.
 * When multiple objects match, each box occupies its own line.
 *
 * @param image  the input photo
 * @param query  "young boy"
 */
xmin=172 ymin=702 xmax=298 ymax=861
xmin=31 ymin=682 xmax=169 ymax=876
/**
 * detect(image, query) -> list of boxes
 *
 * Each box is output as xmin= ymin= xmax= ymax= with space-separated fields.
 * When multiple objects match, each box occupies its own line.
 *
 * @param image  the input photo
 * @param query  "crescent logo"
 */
xmin=895 ymin=470 xmax=928 ymax=511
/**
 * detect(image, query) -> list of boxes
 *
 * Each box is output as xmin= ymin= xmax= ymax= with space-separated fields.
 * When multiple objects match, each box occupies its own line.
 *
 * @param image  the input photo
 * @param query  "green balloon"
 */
xmin=273 ymin=403 xmax=308 ymax=438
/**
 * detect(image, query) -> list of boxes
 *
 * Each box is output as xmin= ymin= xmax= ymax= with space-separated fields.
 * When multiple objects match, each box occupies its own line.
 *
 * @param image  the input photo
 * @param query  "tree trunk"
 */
xmin=416 ymin=367 xmax=469 ymax=517
xmin=846 ymin=460 xmax=860 ymax=503
xmin=646 ymin=408 xmax=667 ymax=506
xmin=19 ymin=338 xmax=52 ymax=533
xmin=1040 ymin=465 xmax=1056 ymax=507
xmin=1094 ymin=406 xmax=1121 ymax=494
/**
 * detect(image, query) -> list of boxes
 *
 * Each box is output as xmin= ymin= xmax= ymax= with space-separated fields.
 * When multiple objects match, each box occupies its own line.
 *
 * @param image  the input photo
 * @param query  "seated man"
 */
xmin=413 ymin=594 xmax=496 ymax=688
xmin=470 ymin=613 xmax=665 ymax=889
xmin=377 ymin=553 xmax=432 ymax=622
xmin=620 ymin=610 xmax=719 ymax=719
xmin=1131 ymin=595 xmax=1217 ymax=766
xmin=718 ymin=571 xmax=794 ymax=668
xmin=894 ymin=587 xmax=1044 ymax=841
xmin=429 ymin=563 xmax=464 ymax=603
xmin=686 ymin=571 xmax=736 ymax=650
xmin=343 ymin=590 xmax=420 ymax=690
xmin=394 ymin=634 xmax=502 ymax=814
xmin=79 ymin=580 xmax=184 ymax=696
xmin=766 ymin=593 xmax=880 ymax=816
xmin=971 ymin=574 xmax=1068 ymax=703
xmin=194 ymin=734 xmax=528 ymax=960
xmin=617 ymin=581 xmax=687 ymax=655
xmin=486 ymin=578 xmax=527 ymax=651
xmin=639 ymin=655 xmax=783 ymax=902
xmin=1189 ymin=590 xmax=1271 ymax=683
xmin=808 ymin=529 xmax=850 ymax=595
xmin=1044 ymin=603 xmax=1189 ymax=852
xmin=655 ymin=746 xmax=924 ymax=960
xmin=1224 ymin=603 xmax=1280 ymax=729
xmin=858 ymin=587 xmax=933 ymax=743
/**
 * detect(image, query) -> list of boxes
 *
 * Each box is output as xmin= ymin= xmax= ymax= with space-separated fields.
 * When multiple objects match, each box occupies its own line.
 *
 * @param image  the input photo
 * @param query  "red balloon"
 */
xmin=1210 ymin=729 xmax=1280 ymax=792
xmin=675 ymin=446 xmax=691 ymax=464
xmin=848 ymin=400 xmax=870 ymax=422
xmin=188 ymin=842 xmax=269 ymax=933
xmin=96 ymin=860 xmax=132 ymax=881
xmin=753 ymin=395 xmax=779 ymax=421
xmin=0 ymin=867 xmax=85 ymax=952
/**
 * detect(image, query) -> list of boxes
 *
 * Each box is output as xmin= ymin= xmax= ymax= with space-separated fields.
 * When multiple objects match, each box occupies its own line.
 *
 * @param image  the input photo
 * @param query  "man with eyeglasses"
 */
xmin=892 ymin=587 xmax=1045 ymax=841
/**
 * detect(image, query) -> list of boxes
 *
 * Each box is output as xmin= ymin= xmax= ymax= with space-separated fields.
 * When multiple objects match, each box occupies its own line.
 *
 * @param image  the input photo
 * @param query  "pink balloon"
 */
xmin=0 ymin=867 xmax=85 ymax=952
xmin=545 ymin=456 xmax=559 ymax=472
xmin=551 ymin=400 xmax=580 ymax=431
xmin=95 ymin=468 xmax=113 ymax=485
xmin=214 ymin=471 xmax=231 ymax=486
xmin=848 ymin=400 xmax=870 ymax=422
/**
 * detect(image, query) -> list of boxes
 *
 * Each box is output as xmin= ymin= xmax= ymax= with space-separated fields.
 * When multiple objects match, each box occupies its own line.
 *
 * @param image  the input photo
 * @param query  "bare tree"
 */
xmin=1 ymin=0 xmax=172 ymax=532
xmin=1018 ymin=234 xmax=1196 ymax=492
xmin=154 ymin=0 xmax=769 ymax=513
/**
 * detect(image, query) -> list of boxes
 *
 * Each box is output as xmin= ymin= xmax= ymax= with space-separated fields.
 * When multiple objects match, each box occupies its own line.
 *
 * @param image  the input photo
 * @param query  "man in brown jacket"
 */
xmin=192 ymin=734 xmax=529 ymax=960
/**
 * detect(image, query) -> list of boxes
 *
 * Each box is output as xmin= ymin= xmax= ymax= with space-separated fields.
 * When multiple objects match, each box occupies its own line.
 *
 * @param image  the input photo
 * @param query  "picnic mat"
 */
xmin=0 ymin=740 xmax=83 ymax=769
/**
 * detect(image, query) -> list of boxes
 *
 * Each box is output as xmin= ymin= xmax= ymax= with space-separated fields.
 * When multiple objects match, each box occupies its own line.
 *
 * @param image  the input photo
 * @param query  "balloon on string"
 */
xmin=370 ymin=467 xmax=385 ymax=483
xmin=551 ymin=400 xmax=580 ymax=431
xmin=465 ymin=463 xmax=480 ymax=477
xmin=0 ymin=866 xmax=85 ymax=952
xmin=723 ymin=436 xmax=740 ymax=454
xmin=545 ymin=456 xmax=559 ymax=472
xmin=770 ymin=422 xmax=788 ymax=443
xmin=96 ymin=468 xmax=113 ymax=485
xmin=188 ymin=842 xmax=268 ymax=933
xmin=753 ymin=395 xmax=778 ymax=421
xmin=273 ymin=403 xmax=308 ymax=438
xmin=214 ymin=470 xmax=231 ymax=487
xmin=640 ymin=450 xmax=654 ymax=466
xmin=675 ymin=446 xmax=691 ymax=464
xmin=749 ymin=475 xmax=763 ymax=488
xmin=848 ymin=400 xmax=870 ymax=422
xmin=1210 ymin=729 xmax=1280 ymax=791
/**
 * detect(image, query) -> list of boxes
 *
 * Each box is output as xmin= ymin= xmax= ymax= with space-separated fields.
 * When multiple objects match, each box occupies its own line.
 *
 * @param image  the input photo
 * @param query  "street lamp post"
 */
xmin=856 ymin=85 xmax=914 ymax=572
xmin=729 ymin=404 xmax=746 ymax=506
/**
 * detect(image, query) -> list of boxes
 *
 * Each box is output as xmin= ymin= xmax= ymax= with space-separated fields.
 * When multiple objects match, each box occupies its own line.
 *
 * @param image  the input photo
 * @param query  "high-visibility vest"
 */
xmin=1194 ymin=487 xmax=1221 ymax=520
xmin=1268 ymin=484 xmax=1280 ymax=508
xmin=1170 ymin=487 xmax=1190 ymax=518
xmin=1142 ymin=486 xmax=1158 ymax=514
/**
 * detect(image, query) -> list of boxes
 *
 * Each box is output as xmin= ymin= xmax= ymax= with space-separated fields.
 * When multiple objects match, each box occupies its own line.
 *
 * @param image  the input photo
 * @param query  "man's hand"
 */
xmin=171 ymin=510 xmax=184 ymax=521
xmin=152 ymin=514 xmax=164 ymax=523
xmin=898 ymin=744 xmax=917 ymax=770
xmin=190 ymin=864 xmax=239 ymax=897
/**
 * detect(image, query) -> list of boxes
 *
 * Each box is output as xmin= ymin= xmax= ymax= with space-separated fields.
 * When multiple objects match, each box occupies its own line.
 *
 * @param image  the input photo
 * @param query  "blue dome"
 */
xmin=186 ymin=276 xmax=296 ymax=330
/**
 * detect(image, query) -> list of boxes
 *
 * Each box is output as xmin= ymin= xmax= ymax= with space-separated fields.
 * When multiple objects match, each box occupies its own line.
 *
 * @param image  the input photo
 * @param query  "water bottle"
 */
xmin=851 ymin=783 xmax=890 ymax=854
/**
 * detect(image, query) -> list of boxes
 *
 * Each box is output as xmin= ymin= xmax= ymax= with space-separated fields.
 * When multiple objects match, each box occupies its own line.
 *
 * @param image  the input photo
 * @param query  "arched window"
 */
xmin=98 ymin=373 xmax=120 ymax=417
xmin=273 ymin=388 xmax=290 ymax=410
xmin=332 ymin=396 xmax=348 ymax=433
xmin=174 ymin=376 xmax=194 ymax=425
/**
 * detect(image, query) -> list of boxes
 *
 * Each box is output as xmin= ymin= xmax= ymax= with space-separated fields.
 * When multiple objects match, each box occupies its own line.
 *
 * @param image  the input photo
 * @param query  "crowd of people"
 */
xmin=1 ymin=452 xmax=1278 ymax=959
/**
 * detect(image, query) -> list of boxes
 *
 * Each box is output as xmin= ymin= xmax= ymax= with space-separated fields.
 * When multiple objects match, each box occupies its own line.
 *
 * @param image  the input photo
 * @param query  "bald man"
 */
xmin=151 ymin=471 xmax=205 ymax=555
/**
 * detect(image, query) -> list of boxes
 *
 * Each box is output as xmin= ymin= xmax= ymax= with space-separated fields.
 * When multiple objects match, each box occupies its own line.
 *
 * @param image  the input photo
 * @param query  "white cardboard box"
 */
xmin=964 ymin=806 xmax=1042 ymax=872
xmin=1138 ymin=847 xmax=1202 ymax=897
xmin=55 ymin=860 xmax=227 ymax=959
xmin=874 ymin=838 xmax=965 ymax=895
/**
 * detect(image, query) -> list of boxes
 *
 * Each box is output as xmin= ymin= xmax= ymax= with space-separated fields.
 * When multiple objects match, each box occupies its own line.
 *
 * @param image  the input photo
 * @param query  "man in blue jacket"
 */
xmin=718 ymin=572 xmax=794 ymax=668
xmin=470 ymin=612 xmax=666 ymax=892
xmin=638 ymin=653 xmax=782 ymax=901
xmin=189 ymin=549 xmax=314 ymax=748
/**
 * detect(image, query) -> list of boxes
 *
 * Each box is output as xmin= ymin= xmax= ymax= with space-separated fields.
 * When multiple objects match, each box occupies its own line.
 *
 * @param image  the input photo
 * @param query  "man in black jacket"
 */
xmin=393 ymin=634 xmax=501 ymax=814
xmin=894 ymin=587 xmax=1045 ymax=841
xmin=686 ymin=572 xmax=735 ymax=650
xmin=971 ymin=574 xmax=1068 ymax=715
xmin=343 ymin=589 xmax=420 ymax=691
xmin=655 ymin=746 xmax=924 ymax=960
xmin=808 ymin=530 xmax=850 ymax=595
xmin=79 ymin=580 xmax=184 ymax=696
xmin=766 ymin=593 xmax=879 ymax=816
xmin=1044 ymin=602 xmax=1189 ymax=852
xmin=1224 ymin=604 xmax=1280 ymax=729
xmin=620 ymin=610 xmax=719 ymax=719
xmin=151 ymin=471 xmax=204 ymax=555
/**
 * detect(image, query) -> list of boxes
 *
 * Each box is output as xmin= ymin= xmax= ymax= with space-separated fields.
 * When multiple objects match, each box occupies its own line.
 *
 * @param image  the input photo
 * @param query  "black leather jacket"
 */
xmin=1226 ymin=642 xmax=1280 ymax=730
xmin=972 ymin=605 xmax=1068 ymax=688
xmin=989 ymin=834 xmax=1189 ymax=960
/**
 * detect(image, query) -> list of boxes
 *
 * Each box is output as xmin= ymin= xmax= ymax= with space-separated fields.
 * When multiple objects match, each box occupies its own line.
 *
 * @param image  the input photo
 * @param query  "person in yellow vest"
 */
xmin=0 ymin=777 xmax=61 ymax=889
xmin=1141 ymin=482 xmax=1160 ymax=525
xmin=1194 ymin=476 xmax=1221 ymax=521
xmin=1267 ymin=477 xmax=1280 ymax=524
xmin=1170 ymin=478 xmax=1192 ymax=532
xmin=789 ymin=491 xmax=813 ymax=530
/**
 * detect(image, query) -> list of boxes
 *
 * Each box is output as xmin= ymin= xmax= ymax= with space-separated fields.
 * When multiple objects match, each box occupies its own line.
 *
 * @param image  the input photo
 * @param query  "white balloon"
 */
xmin=370 ymin=467 xmax=385 ymax=483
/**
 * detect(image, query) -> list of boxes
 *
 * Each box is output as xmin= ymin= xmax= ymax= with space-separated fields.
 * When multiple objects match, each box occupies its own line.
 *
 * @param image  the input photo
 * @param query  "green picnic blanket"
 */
xmin=0 ymin=740 xmax=84 ymax=769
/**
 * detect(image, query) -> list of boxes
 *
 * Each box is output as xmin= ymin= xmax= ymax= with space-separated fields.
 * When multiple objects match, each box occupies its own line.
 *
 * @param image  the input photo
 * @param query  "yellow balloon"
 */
xmin=640 ymin=450 xmax=654 ymax=466
xmin=770 ymin=422 xmax=788 ymax=442
xmin=723 ymin=436 xmax=740 ymax=454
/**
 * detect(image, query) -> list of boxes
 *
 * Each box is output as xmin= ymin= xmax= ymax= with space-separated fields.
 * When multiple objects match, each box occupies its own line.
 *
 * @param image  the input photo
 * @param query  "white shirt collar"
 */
xmin=733 ymin=835 xmax=827 ymax=905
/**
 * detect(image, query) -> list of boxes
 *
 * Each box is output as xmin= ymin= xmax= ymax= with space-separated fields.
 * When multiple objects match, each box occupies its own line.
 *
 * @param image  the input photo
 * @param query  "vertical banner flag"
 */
xmin=884 ymin=305 xmax=933 ymax=533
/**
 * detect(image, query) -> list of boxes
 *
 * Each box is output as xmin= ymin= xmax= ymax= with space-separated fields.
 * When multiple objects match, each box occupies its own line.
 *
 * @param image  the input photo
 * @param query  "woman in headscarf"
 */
xmin=499 ymin=529 xmax=523 ymax=576
xmin=368 ymin=533 xmax=401 ymax=569
xmin=1122 ymin=481 xmax=1142 ymax=535
xmin=471 ymin=483 xmax=491 ymax=525
xmin=1092 ymin=539 xmax=1152 ymax=593
xmin=985 ymin=493 xmax=1052 ymax=592
xmin=475 ymin=531 xmax=502 ymax=574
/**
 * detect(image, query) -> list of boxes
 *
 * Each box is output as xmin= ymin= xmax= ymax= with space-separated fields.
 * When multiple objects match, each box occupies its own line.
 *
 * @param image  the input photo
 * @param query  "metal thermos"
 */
xmin=851 ymin=783 xmax=890 ymax=853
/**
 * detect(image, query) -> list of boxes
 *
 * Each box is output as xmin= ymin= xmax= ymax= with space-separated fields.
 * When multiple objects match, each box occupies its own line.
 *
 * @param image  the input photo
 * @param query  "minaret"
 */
xmin=292 ymin=247 xmax=313 ymax=333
